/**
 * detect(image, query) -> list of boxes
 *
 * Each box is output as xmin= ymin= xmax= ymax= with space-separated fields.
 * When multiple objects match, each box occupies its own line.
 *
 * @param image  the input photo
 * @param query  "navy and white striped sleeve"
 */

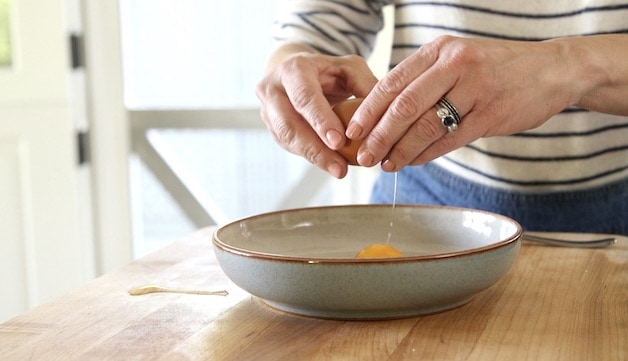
xmin=271 ymin=0 xmax=391 ymax=58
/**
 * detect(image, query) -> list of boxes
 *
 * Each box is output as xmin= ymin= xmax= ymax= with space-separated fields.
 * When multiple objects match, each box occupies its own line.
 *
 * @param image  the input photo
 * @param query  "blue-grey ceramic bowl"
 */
xmin=213 ymin=205 xmax=522 ymax=320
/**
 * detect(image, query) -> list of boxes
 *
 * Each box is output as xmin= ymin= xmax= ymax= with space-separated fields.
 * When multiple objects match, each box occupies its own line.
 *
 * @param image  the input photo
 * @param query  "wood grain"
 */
xmin=0 ymin=228 xmax=625 ymax=360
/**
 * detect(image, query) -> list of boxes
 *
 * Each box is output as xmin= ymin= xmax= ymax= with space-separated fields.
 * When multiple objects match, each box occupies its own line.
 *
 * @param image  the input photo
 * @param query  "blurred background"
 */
xmin=0 ymin=0 xmax=391 ymax=322
xmin=120 ymin=0 xmax=391 ymax=256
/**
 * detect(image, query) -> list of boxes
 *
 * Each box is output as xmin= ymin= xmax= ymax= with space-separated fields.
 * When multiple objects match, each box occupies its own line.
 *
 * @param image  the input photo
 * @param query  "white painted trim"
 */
xmin=83 ymin=0 xmax=133 ymax=273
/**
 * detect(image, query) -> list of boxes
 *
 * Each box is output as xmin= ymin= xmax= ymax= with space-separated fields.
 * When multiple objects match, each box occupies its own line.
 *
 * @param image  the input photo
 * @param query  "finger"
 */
xmin=408 ymin=107 xmax=487 ymax=166
xmin=282 ymin=55 xmax=378 ymax=150
xmin=261 ymin=94 xmax=350 ymax=178
xmin=382 ymin=92 xmax=480 ymax=171
xmin=282 ymin=69 xmax=344 ymax=149
xmin=380 ymin=106 xmax=449 ymax=172
xmin=356 ymin=62 xmax=457 ymax=167
xmin=347 ymin=42 xmax=441 ymax=143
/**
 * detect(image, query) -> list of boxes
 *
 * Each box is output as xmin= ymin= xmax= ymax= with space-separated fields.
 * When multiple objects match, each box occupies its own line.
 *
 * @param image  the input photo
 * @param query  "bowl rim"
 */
xmin=212 ymin=204 xmax=522 ymax=264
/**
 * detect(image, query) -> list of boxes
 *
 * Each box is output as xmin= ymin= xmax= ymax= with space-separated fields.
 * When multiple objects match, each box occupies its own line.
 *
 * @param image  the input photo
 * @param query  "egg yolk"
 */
xmin=355 ymin=244 xmax=403 ymax=259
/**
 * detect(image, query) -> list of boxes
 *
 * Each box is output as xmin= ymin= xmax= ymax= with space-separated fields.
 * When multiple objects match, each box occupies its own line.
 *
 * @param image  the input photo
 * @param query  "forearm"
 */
xmin=550 ymin=34 xmax=628 ymax=115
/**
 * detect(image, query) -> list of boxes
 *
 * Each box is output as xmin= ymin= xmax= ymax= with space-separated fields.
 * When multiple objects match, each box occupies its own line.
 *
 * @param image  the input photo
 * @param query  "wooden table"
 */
xmin=0 ymin=228 xmax=626 ymax=360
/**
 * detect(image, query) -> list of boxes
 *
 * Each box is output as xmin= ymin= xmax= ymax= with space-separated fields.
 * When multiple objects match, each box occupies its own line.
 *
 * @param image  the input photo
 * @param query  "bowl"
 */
xmin=213 ymin=205 xmax=522 ymax=320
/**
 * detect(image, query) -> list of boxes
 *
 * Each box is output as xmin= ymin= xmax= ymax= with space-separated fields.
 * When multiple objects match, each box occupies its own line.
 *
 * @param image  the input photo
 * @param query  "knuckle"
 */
xmin=280 ymin=54 xmax=311 ymax=72
xmin=433 ymin=34 xmax=457 ymax=47
xmin=338 ymin=54 xmax=364 ymax=64
xmin=272 ymin=122 xmax=297 ymax=150
xmin=378 ymin=69 xmax=407 ymax=95
xmin=254 ymin=81 xmax=267 ymax=100
xmin=416 ymin=116 xmax=444 ymax=141
xmin=301 ymin=142 xmax=325 ymax=165
xmin=389 ymin=144 xmax=412 ymax=163
xmin=255 ymin=76 xmax=278 ymax=103
xmin=289 ymin=90 xmax=323 ymax=127
xmin=272 ymin=120 xmax=326 ymax=166
xmin=445 ymin=39 xmax=486 ymax=67
xmin=389 ymin=93 xmax=422 ymax=121
xmin=366 ymin=128 xmax=390 ymax=154
xmin=291 ymin=86 xmax=316 ymax=110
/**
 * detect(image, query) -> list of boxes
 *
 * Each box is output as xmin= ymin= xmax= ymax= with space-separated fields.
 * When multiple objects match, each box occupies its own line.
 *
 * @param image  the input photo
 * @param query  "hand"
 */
xmin=346 ymin=35 xmax=599 ymax=172
xmin=256 ymin=45 xmax=379 ymax=178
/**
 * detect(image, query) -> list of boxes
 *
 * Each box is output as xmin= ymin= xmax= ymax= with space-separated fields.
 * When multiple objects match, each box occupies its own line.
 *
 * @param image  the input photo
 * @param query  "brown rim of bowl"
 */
xmin=212 ymin=204 xmax=523 ymax=264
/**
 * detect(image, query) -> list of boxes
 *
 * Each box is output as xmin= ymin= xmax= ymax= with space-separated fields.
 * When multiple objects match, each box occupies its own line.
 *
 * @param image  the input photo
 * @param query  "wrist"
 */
xmin=546 ymin=35 xmax=628 ymax=113
xmin=545 ymin=37 xmax=606 ymax=106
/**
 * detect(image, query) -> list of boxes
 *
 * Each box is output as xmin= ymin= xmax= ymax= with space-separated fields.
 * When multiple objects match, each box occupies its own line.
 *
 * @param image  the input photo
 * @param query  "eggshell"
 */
xmin=332 ymin=98 xmax=364 ymax=165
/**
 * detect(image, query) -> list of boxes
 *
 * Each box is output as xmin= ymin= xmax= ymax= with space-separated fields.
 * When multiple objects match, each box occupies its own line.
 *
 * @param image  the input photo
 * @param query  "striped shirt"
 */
xmin=271 ymin=0 xmax=628 ymax=192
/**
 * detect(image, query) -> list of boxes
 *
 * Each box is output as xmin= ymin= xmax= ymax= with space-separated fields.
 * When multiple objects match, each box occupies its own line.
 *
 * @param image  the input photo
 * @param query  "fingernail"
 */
xmin=357 ymin=151 xmax=375 ymax=167
xmin=327 ymin=161 xmax=344 ymax=179
xmin=326 ymin=129 xmax=344 ymax=148
xmin=345 ymin=122 xmax=363 ymax=139
xmin=382 ymin=158 xmax=396 ymax=172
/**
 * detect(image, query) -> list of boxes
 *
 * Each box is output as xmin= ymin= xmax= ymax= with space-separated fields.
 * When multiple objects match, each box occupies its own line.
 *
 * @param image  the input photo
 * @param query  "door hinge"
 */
xmin=77 ymin=131 xmax=90 ymax=166
xmin=69 ymin=33 xmax=85 ymax=69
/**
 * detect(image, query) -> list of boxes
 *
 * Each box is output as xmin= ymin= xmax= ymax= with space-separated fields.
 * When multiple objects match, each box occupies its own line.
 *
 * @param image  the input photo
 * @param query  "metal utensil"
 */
xmin=128 ymin=285 xmax=229 ymax=296
xmin=522 ymin=234 xmax=616 ymax=248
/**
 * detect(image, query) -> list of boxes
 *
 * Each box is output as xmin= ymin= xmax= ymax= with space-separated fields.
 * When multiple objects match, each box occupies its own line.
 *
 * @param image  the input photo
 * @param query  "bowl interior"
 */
xmin=215 ymin=205 xmax=521 ymax=260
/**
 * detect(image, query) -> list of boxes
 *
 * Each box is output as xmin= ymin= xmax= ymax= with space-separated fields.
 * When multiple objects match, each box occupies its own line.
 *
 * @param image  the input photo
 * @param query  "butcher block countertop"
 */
xmin=0 ymin=227 xmax=625 ymax=360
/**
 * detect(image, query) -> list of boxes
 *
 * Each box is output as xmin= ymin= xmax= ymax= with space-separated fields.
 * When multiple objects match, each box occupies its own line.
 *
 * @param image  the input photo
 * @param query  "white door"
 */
xmin=0 ymin=0 xmax=96 ymax=322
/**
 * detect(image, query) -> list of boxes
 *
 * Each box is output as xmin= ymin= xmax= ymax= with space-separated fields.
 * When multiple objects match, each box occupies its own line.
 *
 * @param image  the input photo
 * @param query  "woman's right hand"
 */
xmin=255 ymin=44 xmax=379 ymax=179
